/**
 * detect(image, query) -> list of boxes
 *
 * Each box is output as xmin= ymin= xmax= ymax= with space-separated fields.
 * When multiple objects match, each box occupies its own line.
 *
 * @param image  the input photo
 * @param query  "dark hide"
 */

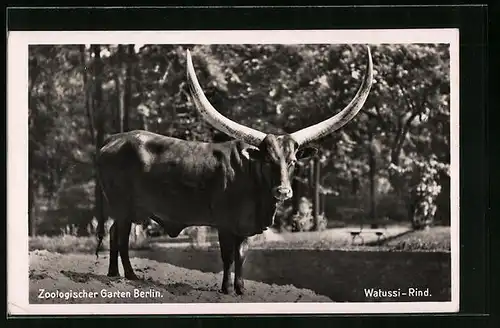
xmin=96 ymin=130 xmax=317 ymax=289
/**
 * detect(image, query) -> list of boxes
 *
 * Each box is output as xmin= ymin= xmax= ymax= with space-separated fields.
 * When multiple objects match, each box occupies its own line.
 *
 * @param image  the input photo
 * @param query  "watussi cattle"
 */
xmin=95 ymin=45 xmax=373 ymax=295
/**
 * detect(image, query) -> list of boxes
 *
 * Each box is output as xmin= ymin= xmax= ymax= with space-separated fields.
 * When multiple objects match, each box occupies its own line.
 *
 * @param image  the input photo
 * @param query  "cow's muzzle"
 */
xmin=273 ymin=186 xmax=293 ymax=201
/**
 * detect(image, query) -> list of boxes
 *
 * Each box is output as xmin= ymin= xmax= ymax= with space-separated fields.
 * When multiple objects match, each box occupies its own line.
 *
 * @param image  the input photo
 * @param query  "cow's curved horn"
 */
xmin=186 ymin=50 xmax=267 ymax=146
xmin=290 ymin=45 xmax=373 ymax=146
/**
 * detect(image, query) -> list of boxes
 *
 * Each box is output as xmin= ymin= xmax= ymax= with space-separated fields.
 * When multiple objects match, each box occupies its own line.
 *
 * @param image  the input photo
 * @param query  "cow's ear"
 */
xmin=296 ymin=146 xmax=318 ymax=160
xmin=241 ymin=147 xmax=264 ymax=161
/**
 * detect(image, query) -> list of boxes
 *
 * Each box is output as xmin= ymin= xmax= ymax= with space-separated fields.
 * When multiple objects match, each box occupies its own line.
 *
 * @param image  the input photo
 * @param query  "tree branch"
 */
xmin=390 ymin=83 xmax=418 ymax=163
xmin=363 ymin=108 xmax=389 ymax=132
xmin=392 ymin=111 xmax=419 ymax=164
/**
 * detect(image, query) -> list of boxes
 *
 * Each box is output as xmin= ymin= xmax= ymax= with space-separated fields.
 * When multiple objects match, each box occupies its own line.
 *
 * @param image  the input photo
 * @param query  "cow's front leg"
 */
xmin=234 ymin=235 xmax=249 ymax=295
xmin=218 ymin=230 xmax=235 ymax=294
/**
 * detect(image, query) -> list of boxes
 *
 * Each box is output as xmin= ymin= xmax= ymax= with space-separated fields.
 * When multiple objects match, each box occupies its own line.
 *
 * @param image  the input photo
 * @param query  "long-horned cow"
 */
xmin=95 ymin=45 xmax=373 ymax=295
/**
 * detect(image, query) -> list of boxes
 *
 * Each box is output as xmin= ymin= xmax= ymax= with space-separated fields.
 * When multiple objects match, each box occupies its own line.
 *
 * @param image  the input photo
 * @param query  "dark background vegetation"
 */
xmin=28 ymin=43 xmax=450 ymax=236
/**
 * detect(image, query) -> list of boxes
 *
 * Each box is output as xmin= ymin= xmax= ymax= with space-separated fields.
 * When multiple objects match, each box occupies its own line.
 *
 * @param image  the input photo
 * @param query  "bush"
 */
xmin=389 ymin=155 xmax=450 ymax=228
xmin=288 ymin=197 xmax=328 ymax=232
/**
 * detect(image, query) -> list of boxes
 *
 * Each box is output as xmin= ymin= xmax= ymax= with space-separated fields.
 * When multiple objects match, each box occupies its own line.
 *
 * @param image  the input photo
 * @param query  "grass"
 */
xmin=29 ymin=234 xmax=151 ymax=254
xmin=384 ymin=226 xmax=451 ymax=251
xmin=152 ymin=225 xmax=451 ymax=253
xmin=256 ymin=226 xmax=451 ymax=252
xmin=29 ymin=226 xmax=451 ymax=254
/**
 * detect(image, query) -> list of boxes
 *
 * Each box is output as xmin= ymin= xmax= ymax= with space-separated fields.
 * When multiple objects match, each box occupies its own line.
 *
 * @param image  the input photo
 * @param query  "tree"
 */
xmin=27 ymin=43 xmax=451 ymax=235
xmin=115 ymin=44 xmax=133 ymax=132
xmin=91 ymin=44 xmax=106 ymax=239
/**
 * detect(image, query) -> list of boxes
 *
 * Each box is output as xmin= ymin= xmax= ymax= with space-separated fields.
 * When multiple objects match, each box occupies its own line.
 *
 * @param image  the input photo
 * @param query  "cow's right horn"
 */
xmin=186 ymin=50 xmax=267 ymax=146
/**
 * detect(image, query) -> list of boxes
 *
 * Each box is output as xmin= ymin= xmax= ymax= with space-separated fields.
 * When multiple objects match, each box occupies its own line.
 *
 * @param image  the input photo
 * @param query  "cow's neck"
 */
xmin=249 ymin=161 xmax=279 ymax=230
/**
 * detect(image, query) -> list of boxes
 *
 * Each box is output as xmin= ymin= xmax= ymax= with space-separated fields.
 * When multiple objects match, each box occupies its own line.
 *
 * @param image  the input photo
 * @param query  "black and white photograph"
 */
xmin=8 ymin=29 xmax=459 ymax=315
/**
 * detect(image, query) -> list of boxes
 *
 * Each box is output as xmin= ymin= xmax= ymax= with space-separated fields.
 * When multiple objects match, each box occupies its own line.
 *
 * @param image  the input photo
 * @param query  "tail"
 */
xmin=94 ymin=154 xmax=109 ymax=260
xmin=95 ymin=231 xmax=104 ymax=259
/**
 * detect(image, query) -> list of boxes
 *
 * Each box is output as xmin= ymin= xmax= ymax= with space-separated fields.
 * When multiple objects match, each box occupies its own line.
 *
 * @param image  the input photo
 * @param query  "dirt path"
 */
xmin=29 ymin=250 xmax=331 ymax=303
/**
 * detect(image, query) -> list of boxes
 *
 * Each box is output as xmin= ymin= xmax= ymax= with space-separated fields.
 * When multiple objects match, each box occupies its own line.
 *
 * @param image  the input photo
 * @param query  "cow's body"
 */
xmin=98 ymin=130 xmax=276 ymax=238
xmin=96 ymin=130 xmax=284 ymax=294
xmin=95 ymin=46 xmax=373 ymax=295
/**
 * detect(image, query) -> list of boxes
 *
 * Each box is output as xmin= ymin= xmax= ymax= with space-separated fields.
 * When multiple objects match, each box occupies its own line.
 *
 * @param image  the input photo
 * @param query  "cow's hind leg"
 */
xmin=234 ymin=235 xmax=249 ymax=295
xmin=218 ymin=229 xmax=235 ymax=294
xmin=118 ymin=219 xmax=139 ymax=280
xmin=107 ymin=221 xmax=120 ymax=277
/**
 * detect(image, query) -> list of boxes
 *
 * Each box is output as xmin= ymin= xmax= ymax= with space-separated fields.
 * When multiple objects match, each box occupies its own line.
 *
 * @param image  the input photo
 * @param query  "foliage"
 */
xmin=28 ymin=43 xmax=451 ymax=234
xmin=389 ymin=154 xmax=450 ymax=228
xmin=288 ymin=197 xmax=327 ymax=232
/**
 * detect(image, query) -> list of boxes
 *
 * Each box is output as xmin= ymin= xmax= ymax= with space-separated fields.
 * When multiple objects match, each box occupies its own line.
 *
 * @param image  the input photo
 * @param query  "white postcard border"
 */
xmin=7 ymin=28 xmax=460 ymax=315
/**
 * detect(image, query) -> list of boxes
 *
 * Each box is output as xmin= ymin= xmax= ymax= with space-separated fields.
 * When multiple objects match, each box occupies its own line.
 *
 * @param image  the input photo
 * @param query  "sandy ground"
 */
xmin=29 ymin=250 xmax=331 ymax=304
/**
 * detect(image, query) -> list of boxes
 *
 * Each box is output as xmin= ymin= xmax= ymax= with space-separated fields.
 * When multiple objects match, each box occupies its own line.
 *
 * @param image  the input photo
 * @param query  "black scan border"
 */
xmin=4 ymin=4 xmax=491 ymax=326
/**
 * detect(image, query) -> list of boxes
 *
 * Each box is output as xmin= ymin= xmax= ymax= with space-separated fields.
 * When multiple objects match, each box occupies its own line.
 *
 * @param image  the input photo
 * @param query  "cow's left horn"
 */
xmin=290 ymin=45 xmax=373 ymax=146
xmin=186 ymin=50 xmax=267 ymax=146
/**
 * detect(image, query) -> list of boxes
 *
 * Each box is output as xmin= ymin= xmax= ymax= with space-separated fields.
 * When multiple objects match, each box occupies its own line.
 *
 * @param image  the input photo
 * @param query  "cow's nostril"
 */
xmin=280 ymin=187 xmax=292 ymax=195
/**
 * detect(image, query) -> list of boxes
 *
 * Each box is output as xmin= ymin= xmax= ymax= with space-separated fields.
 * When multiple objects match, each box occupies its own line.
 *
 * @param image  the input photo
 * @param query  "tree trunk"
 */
xmin=389 ymin=113 xmax=418 ymax=182
xmin=388 ymin=112 xmax=419 ymax=225
xmin=113 ymin=76 xmax=121 ymax=133
xmin=79 ymin=45 xmax=95 ymax=145
xmin=368 ymin=134 xmax=377 ymax=223
xmin=91 ymin=44 xmax=106 ymax=238
xmin=28 ymin=58 xmax=40 ymax=237
xmin=308 ymin=159 xmax=314 ymax=197
xmin=291 ymin=165 xmax=303 ymax=228
xmin=115 ymin=44 xmax=132 ymax=133
xmin=141 ymin=115 xmax=149 ymax=131
xmin=435 ymin=173 xmax=450 ymax=225
xmin=291 ymin=167 xmax=301 ymax=214
xmin=132 ymin=46 xmax=149 ymax=131
xmin=116 ymin=44 xmax=125 ymax=133
xmin=28 ymin=181 xmax=36 ymax=236
xmin=123 ymin=44 xmax=134 ymax=132
xmin=313 ymin=157 xmax=321 ymax=231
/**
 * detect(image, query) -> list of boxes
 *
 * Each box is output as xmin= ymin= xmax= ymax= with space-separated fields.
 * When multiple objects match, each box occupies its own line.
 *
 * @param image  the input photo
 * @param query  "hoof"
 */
xmin=107 ymin=271 xmax=120 ymax=277
xmin=235 ymin=280 xmax=245 ymax=295
xmin=124 ymin=272 xmax=140 ymax=280
xmin=235 ymin=286 xmax=245 ymax=296
xmin=219 ymin=285 xmax=232 ymax=295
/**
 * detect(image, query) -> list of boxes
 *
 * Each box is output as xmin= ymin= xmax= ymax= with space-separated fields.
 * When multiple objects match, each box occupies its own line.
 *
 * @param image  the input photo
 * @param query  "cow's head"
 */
xmin=186 ymin=46 xmax=373 ymax=202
